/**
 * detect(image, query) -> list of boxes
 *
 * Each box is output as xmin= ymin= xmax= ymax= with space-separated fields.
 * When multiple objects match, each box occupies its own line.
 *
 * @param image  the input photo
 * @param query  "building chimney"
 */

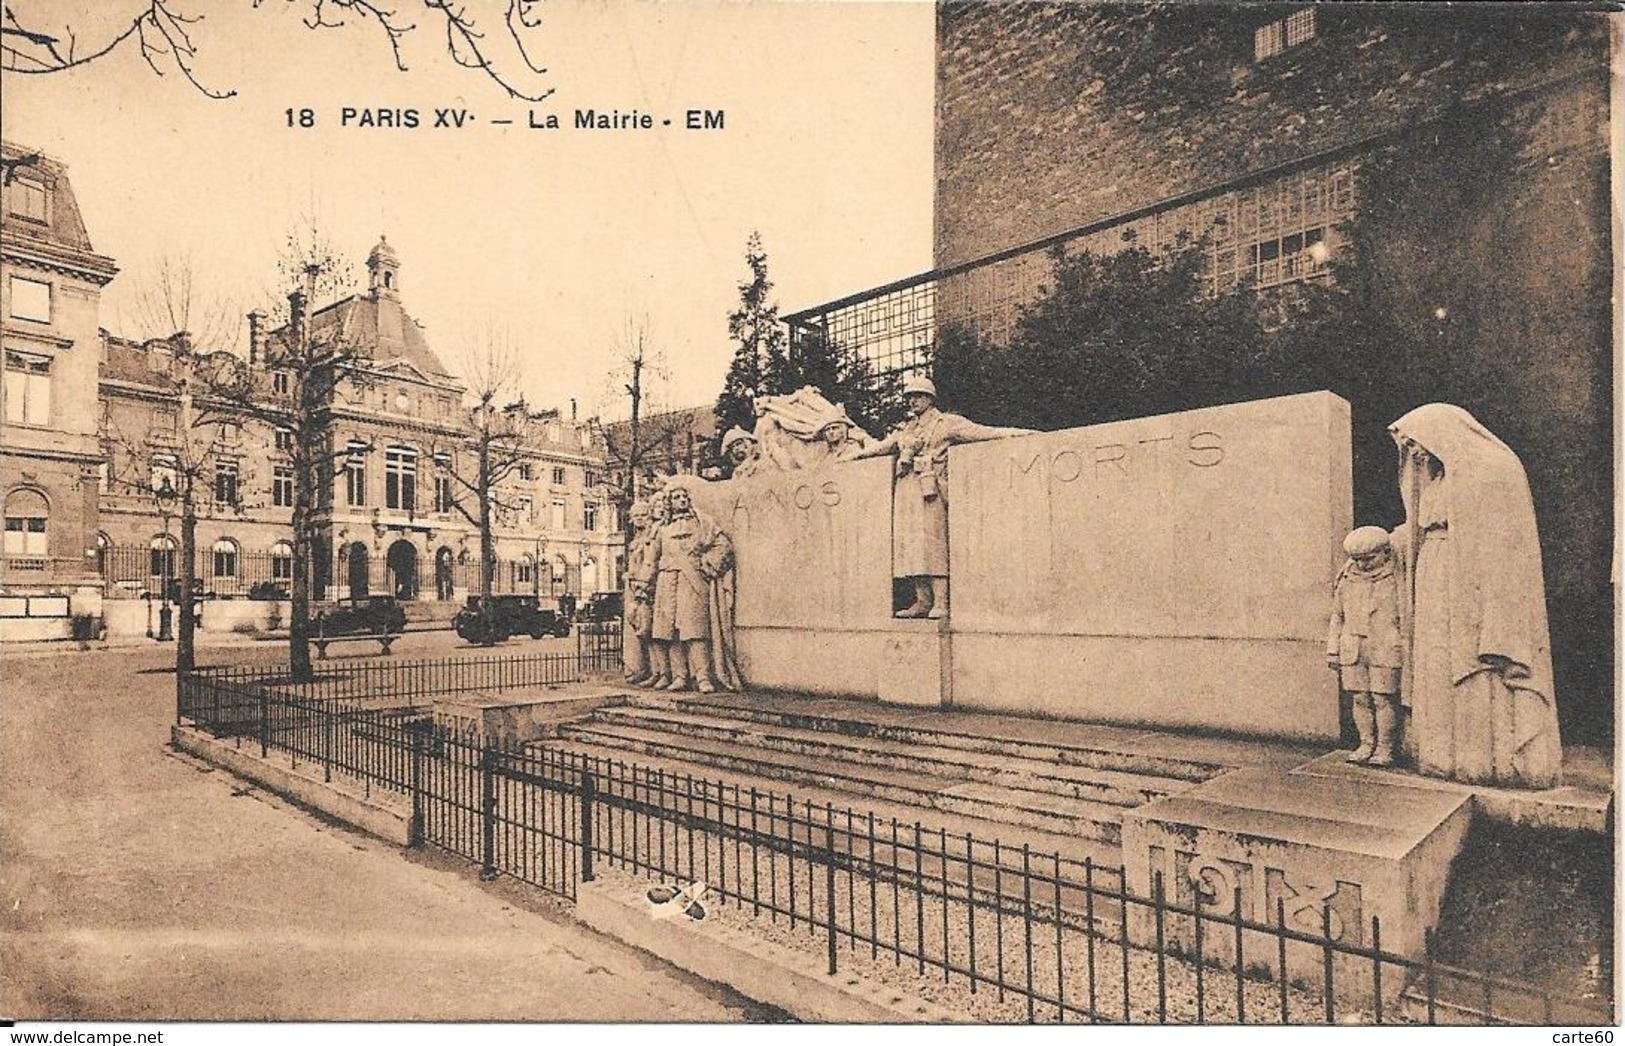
xmin=571 ymin=398 xmax=577 ymax=421
xmin=247 ymin=310 xmax=265 ymax=364
xmin=287 ymin=290 xmax=307 ymax=347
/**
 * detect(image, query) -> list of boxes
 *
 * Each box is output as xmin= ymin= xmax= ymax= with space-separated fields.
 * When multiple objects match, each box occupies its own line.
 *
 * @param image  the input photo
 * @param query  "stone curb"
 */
xmin=170 ymin=726 xmax=412 ymax=846
xmin=574 ymin=879 xmax=967 ymax=1024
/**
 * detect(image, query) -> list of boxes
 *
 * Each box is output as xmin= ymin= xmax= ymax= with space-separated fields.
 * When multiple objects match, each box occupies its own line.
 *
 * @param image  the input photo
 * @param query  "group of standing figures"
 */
xmin=1331 ymin=404 xmax=1562 ymax=790
xmin=622 ymin=484 xmax=742 ymax=694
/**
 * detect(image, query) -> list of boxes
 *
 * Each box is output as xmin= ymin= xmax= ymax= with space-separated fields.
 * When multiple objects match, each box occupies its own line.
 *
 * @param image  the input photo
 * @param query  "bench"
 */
xmin=312 ymin=627 xmax=399 ymax=659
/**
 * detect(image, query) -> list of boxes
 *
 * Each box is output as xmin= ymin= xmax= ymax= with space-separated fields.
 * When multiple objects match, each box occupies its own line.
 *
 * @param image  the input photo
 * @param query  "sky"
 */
xmin=1 ymin=0 xmax=936 ymax=418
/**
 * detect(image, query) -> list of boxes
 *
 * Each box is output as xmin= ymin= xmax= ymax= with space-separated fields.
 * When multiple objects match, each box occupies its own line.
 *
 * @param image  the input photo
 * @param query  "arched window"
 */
xmin=516 ymin=553 xmax=534 ymax=585
xmin=149 ymin=534 xmax=177 ymax=579
xmin=270 ymin=541 xmax=293 ymax=582
xmin=2 ymin=488 xmax=48 ymax=556
xmin=212 ymin=537 xmax=239 ymax=578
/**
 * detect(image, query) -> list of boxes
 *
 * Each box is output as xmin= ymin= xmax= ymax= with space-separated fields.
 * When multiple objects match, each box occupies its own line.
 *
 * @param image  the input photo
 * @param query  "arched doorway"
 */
xmin=387 ymin=539 xmax=418 ymax=600
xmin=435 ymin=547 xmax=454 ymax=601
xmin=347 ymin=542 xmax=370 ymax=598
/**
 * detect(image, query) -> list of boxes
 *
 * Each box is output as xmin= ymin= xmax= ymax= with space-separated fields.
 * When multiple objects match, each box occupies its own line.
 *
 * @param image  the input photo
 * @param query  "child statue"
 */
xmin=1327 ymin=525 xmax=1404 ymax=767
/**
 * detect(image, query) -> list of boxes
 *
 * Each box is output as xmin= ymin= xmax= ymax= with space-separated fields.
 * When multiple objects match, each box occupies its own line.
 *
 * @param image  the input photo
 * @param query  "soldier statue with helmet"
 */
xmin=850 ymin=376 xmax=1034 ymax=618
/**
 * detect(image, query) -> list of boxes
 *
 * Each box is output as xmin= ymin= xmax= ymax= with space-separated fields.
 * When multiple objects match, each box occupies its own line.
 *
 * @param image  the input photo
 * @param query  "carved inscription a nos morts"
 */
xmin=1009 ymin=430 xmax=1224 ymax=485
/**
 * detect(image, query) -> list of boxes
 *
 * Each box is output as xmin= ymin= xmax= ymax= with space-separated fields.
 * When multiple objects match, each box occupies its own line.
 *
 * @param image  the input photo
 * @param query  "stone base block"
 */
xmin=735 ymin=626 xmax=888 ymax=698
xmin=434 ymin=692 xmax=629 ymax=747
xmin=1121 ymin=768 xmax=1472 ymax=1005
xmin=878 ymin=619 xmax=951 ymax=708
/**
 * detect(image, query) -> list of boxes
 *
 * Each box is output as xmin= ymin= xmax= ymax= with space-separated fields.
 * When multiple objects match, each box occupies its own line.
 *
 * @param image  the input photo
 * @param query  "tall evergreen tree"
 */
xmin=714 ymin=231 xmax=903 ymax=457
xmin=714 ymin=232 xmax=786 ymax=449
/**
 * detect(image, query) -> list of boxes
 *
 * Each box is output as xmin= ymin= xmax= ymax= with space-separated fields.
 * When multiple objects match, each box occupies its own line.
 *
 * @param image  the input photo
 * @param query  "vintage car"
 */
xmin=314 ymin=595 xmax=407 ymax=637
xmin=576 ymin=590 xmax=624 ymax=624
xmin=452 ymin=594 xmax=572 ymax=644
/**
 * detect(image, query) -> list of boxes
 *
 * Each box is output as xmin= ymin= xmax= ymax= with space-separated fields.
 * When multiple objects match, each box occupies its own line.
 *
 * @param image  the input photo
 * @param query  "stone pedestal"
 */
xmin=878 ymin=618 xmax=951 ymax=708
xmin=434 ymin=692 xmax=627 ymax=748
xmin=1120 ymin=767 xmax=1472 ymax=1005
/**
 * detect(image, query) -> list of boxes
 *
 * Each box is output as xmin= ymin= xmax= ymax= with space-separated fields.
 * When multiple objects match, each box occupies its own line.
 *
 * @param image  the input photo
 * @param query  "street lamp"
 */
xmin=154 ymin=476 xmax=178 ymax=642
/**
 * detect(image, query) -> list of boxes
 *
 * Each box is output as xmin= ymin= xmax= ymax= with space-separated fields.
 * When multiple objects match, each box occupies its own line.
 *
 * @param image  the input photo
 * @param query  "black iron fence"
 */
xmin=175 ymin=655 xmax=1608 ymax=1026
xmin=100 ymin=543 xmax=579 ymax=602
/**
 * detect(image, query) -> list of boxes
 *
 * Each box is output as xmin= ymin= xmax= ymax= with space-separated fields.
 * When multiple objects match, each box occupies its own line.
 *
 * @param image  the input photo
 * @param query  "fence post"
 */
xmin=825 ymin=815 xmax=837 ymax=976
xmin=581 ymin=763 xmax=596 ymax=883
xmin=408 ymin=720 xmax=425 ymax=849
xmin=479 ymin=744 xmax=497 ymax=881
xmin=323 ymin=702 xmax=335 ymax=784
xmin=258 ymin=687 xmax=269 ymax=758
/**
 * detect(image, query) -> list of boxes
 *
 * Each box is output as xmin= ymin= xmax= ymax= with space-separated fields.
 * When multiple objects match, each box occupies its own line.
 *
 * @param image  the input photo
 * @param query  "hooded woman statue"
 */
xmin=1389 ymin=404 xmax=1561 ymax=789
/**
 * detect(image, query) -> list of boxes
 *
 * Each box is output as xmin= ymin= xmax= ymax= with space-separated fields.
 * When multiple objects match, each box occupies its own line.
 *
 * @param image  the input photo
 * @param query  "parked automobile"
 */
xmin=453 ymin=594 xmax=572 ymax=644
xmin=576 ymin=590 xmax=624 ymax=624
xmin=314 ymin=595 xmax=407 ymax=637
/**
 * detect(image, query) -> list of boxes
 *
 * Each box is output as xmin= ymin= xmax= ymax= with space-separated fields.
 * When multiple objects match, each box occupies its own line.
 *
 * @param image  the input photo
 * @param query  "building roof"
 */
xmin=1 ymin=140 xmax=118 ymax=284
xmin=303 ymin=292 xmax=458 ymax=381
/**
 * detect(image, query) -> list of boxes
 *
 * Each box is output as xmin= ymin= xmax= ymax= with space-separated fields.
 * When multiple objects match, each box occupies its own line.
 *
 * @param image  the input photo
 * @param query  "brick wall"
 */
xmin=934 ymin=3 xmax=1607 ymax=266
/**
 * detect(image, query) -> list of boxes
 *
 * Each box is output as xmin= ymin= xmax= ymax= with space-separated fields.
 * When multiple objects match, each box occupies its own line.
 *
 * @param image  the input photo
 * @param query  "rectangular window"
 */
xmin=274 ymin=426 xmax=292 ymax=452
xmin=551 ymin=466 xmax=566 ymax=486
xmin=214 ymin=459 xmax=239 ymax=506
xmin=584 ymin=469 xmax=603 ymax=489
xmin=1255 ymin=8 xmax=1314 ymax=62
xmin=434 ymin=475 xmax=454 ymax=514
xmin=273 ymin=371 xmax=291 ymax=396
xmin=97 ymin=462 xmax=109 ymax=494
xmin=1286 ymin=7 xmax=1316 ymax=47
xmin=219 ymin=422 xmax=239 ymax=445
xmin=515 ymin=495 xmax=533 ymax=524
xmin=583 ymin=503 xmax=598 ymax=532
xmin=1254 ymin=20 xmax=1285 ymax=60
xmin=7 ymin=276 xmax=51 ymax=323
xmin=550 ymin=500 xmax=566 ymax=530
xmin=345 ymin=442 xmax=368 ymax=506
xmin=7 ymin=178 xmax=48 ymax=223
xmin=385 ymin=447 xmax=417 ymax=510
xmin=519 ymin=463 xmax=534 ymax=481
xmin=273 ymin=465 xmax=294 ymax=507
xmin=3 ymin=351 xmax=50 ymax=425
xmin=3 ymin=517 xmax=47 ymax=555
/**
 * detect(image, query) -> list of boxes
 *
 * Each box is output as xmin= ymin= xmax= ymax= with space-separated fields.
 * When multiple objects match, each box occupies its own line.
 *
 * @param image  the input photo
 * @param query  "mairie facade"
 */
xmin=2 ymin=141 xmax=622 ymax=638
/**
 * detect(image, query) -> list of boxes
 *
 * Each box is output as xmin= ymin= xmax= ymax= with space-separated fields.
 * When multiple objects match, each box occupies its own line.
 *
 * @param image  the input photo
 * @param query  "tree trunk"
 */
xmin=178 ymin=489 xmax=197 ymax=674
xmin=478 ymin=440 xmax=496 ymax=642
xmin=288 ymin=446 xmax=315 ymax=682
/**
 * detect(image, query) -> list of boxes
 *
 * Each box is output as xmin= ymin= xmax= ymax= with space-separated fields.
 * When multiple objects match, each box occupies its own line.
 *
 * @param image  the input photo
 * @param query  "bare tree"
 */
xmin=100 ymin=331 xmax=263 ymax=672
xmin=192 ymin=221 xmax=372 ymax=681
xmin=430 ymin=324 xmax=545 ymax=643
xmin=2 ymin=0 xmax=554 ymax=100
xmin=590 ymin=314 xmax=707 ymax=529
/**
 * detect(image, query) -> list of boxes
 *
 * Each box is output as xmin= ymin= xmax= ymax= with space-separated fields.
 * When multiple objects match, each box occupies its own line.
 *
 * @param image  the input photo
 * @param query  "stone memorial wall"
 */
xmin=683 ymin=457 xmax=895 ymax=696
xmin=948 ymin=391 xmax=1351 ymax=739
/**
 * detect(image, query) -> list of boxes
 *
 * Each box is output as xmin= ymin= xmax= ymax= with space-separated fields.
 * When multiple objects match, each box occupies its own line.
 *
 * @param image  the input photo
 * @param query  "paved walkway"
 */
xmin=0 ymin=645 xmax=768 ymax=1021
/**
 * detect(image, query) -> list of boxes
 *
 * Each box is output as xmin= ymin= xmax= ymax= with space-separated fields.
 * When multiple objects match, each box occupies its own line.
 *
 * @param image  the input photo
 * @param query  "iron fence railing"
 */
xmin=98 ymin=544 xmax=579 ymax=602
xmin=174 ymin=653 xmax=1609 ymax=1026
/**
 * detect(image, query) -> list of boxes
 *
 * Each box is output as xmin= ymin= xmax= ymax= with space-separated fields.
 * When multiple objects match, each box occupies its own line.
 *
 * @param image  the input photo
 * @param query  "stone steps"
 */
xmin=551 ymin=719 xmax=1134 ymax=843
xmin=586 ymin=705 xmax=1180 ymax=809
xmin=650 ymin=695 xmax=1226 ymax=782
xmin=535 ymin=732 xmax=1121 ymax=870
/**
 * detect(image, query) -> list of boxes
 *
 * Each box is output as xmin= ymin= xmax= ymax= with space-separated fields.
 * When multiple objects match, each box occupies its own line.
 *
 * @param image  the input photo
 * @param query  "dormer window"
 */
xmin=7 ymin=177 xmax=48 ymax=224
xmin=1254 ymin=7 xmax=1315 ymax=62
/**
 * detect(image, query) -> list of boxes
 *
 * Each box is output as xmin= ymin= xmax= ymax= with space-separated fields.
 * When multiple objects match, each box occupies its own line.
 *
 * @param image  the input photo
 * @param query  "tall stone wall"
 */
xmin=949 ymin=391 xmax=1350 ymax=740
xmin=691 ymin=392 xmax=1351 ymax=738
xmin=684 ymin=458 xmax=895 ymax=698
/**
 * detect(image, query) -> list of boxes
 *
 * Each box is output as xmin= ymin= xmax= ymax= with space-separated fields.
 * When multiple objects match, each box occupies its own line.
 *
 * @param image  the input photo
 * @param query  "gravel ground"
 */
xmin=579 ymin=808 xmax=1400 ymax=1026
